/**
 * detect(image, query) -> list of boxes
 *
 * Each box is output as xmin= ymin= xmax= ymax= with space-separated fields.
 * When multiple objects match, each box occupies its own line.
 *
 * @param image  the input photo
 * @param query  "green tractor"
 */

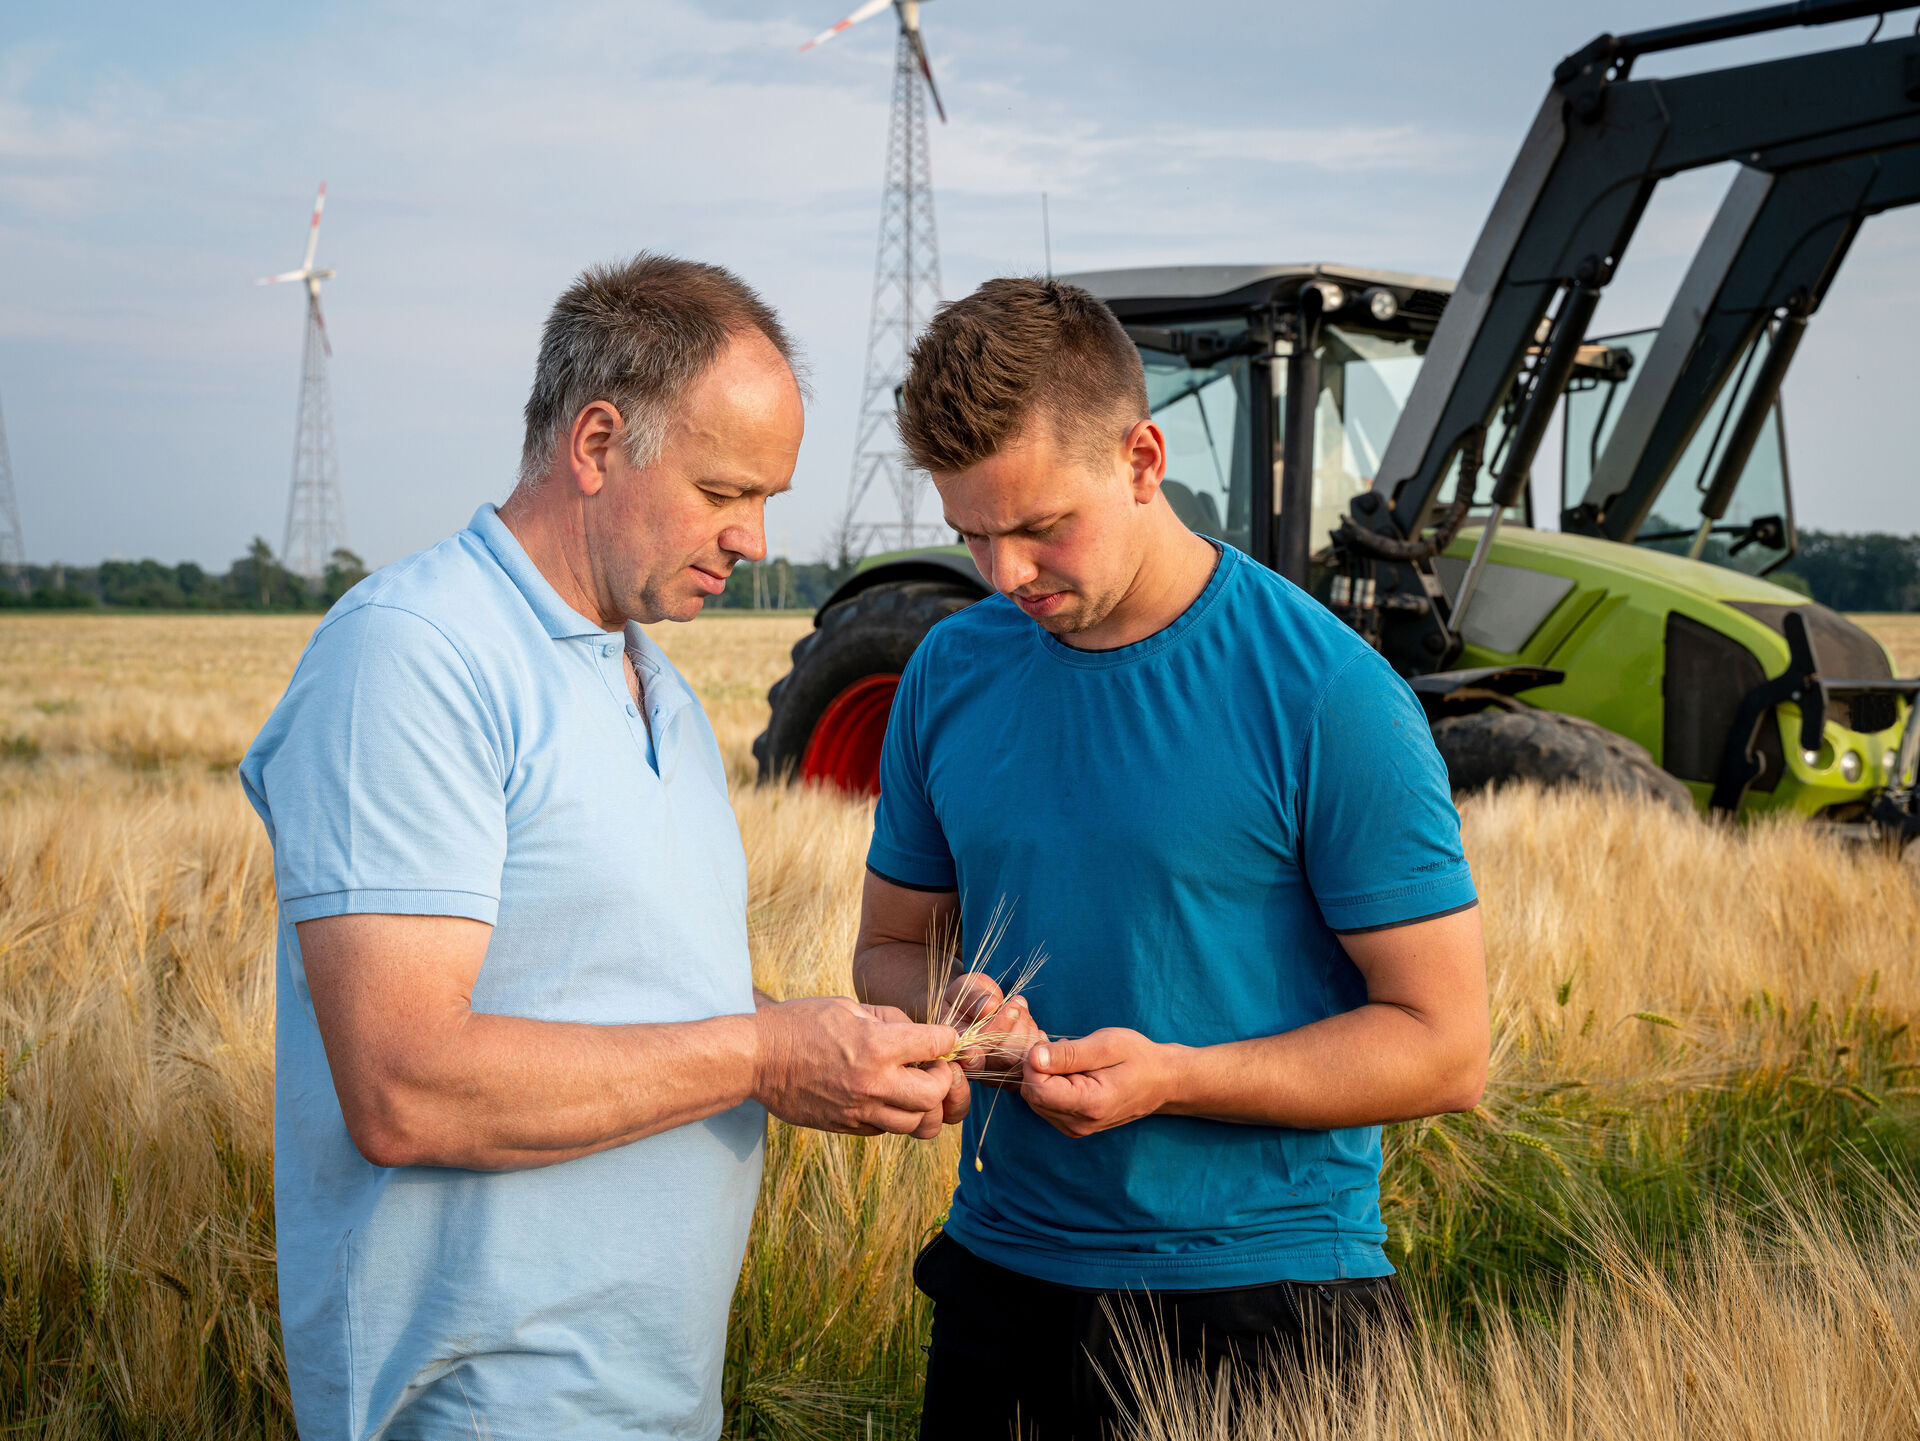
xmin=757 ymin=1 xmax=1920 ymax=845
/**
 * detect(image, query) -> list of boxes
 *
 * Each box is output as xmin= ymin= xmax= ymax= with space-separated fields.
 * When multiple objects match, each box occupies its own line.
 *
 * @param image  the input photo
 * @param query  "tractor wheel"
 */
xmin=753 ymin=580 xmax=979 ymax=794
xmin=1430 ymin=707 xmax=1694 ymax=810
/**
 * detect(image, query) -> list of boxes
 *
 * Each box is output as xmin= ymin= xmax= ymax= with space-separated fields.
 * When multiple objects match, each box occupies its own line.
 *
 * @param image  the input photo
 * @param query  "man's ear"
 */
xmin=567 ymin=402 xmax=625 ymax=498
xmin=1122 ymin=419 xmax=1169 ymax=504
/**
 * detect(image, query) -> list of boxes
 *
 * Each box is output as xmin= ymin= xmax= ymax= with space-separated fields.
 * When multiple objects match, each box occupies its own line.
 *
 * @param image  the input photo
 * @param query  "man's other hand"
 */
xmin=753 ymin=997 xmax=960 ymax=1140
xmin=938 ymin=975 xmax=1047 ymax=1095
xmin=1021 ymin=1029 xmax=1177 ymax=1138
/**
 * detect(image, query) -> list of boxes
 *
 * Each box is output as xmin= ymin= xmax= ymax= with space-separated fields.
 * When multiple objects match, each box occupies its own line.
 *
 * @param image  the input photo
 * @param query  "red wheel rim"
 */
xmin=800 ymin=673 xmax=900 ymax=796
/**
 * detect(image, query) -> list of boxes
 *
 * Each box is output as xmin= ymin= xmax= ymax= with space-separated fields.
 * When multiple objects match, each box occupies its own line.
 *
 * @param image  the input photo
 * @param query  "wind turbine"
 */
xmin=257 ymin=184 xmax=348 ymax=581
xmin=803 ymin=1 xmax=949 ymax=555
xmin=803 ymin=0 xmax=946 ymax=121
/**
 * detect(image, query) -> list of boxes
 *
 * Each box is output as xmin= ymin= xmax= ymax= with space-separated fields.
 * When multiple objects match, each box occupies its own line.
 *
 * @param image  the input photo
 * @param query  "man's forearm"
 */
xmin=852 ymin=941 xmax=952 ymax=1021
xmin=1158 ymin=1002 xmax=1486 ymax=1129
xmin=353 ymin=1010 xmax=764 ymax=1171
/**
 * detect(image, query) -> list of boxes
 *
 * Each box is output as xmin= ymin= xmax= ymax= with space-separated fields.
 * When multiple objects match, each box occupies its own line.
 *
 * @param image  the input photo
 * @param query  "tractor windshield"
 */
xmin=1562 ymin=327 xmax=1794 ymax=575
xmin=1148 ymin=321 xmax=1428 ymax=562
xmin=1147 ymin=327 xmax=1256 ymax=555
xmin=1288 ymin=326 xmax=1426 ymax=559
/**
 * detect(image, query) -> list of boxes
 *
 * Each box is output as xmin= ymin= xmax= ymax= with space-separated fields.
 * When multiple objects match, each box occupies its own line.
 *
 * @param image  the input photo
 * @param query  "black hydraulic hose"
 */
xmin=1334 ymin=429 xmax=1484 ymax=562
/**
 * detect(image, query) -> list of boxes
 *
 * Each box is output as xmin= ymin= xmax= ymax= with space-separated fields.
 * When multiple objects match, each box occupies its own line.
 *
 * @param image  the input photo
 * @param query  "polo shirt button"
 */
xmin=627 ymin=704 xmax=639 ymax=718
xmin=603 ymin=642 xmax=619 ymax=657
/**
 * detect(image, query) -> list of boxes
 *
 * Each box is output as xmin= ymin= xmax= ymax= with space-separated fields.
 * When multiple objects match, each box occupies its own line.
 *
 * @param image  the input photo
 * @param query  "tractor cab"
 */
xmin=1087 ymin=264 xmax=1476 ymax=575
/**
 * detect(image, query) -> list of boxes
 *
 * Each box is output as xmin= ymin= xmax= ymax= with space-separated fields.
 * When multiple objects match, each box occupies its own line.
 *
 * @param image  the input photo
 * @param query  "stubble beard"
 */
xmin=1030 ymin=580 xmax=1126 ymax=638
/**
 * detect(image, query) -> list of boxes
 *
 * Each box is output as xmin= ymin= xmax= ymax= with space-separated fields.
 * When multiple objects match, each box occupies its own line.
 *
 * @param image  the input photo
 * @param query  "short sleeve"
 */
xmin=1299 ymin=653 xmax=1477 ymax=934
xmin=866 ymin=652 xmax=958 ymax=892
xmin=240 ymin=604 xmax=510 ymax=925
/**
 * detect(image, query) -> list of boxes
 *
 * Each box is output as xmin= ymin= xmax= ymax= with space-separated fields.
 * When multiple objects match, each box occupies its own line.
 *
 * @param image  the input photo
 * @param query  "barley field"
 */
xmin=1 ymin=610 xmax=1918 ymax=1439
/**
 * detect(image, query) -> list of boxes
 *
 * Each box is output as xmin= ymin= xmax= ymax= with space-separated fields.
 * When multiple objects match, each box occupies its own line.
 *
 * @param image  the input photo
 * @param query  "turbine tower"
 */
xmin=0 ymin=390 xmax=23 ymax=579
xmin=803 ymin=0 xmax=949 ymax=556
xmin=258 ymin=184 xmax=348 ymax=581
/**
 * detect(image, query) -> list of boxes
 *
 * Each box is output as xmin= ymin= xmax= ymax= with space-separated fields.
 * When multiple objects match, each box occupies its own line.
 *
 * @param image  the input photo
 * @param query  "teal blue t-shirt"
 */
xmin=868 ymin=543 xmax=1476 ymax=1290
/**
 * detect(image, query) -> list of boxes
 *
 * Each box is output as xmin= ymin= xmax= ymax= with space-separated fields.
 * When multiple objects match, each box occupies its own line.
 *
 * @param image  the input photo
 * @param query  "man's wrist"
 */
xmin=742 ymin=1007 xmax=782 ymax=1110
xmin=1152 ymin=1041 xmax=1201 ymax=1116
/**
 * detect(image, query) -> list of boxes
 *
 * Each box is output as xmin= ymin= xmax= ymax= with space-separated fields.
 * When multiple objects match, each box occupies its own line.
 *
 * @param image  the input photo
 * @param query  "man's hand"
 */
xmin=1021 ymin=1029 xmax=1180 ymax=1139
xmin=938 ymin=974 xmax=1047 ymax=1090
xmin=752 ymin=997 xmax=960 ymax=1140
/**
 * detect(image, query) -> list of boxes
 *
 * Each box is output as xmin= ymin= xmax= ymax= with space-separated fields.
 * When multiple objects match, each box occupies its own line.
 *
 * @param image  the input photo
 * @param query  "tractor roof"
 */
xmin=1060 ymin=263 xmax=1456 ymax=313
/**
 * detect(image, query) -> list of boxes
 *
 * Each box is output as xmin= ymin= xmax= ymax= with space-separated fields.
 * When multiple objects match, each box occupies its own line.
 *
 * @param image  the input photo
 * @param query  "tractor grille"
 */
xmin=1725 ymin=601 xmax=1899 ymax=737
xmin=1663 ymin=613 xmax=1782 ymax=791
xmin=1401 ymin=289 xmax=1450 ymax=321
xmin=1837 ymin=691 xmax=1899 ymax=736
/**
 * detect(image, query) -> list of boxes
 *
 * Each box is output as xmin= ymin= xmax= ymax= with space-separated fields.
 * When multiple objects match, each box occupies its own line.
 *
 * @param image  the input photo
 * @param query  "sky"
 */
xmin=3 ymin=1 xmax=1917 ymax=570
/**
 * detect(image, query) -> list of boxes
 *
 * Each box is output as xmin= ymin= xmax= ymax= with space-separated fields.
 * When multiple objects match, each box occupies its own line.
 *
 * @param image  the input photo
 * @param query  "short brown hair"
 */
xmin=521 ymin=253 xmax=803 ymax=483
xmin=898 ymin=277 xmax=1148 ymax=474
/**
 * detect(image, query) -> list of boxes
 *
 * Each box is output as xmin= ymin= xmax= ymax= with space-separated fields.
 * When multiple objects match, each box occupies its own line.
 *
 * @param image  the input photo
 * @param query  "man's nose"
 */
xmin=987 ymin=539 xmax=1037 ymax=594
xmin=721 ymin=506 xmax=768 ymax=564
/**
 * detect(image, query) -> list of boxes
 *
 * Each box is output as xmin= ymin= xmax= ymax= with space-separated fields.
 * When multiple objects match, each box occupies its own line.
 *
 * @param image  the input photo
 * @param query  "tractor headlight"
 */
xmin=1310 ymin=281 xmax=1346 ymax=314
xmin=1365 ymin=287 xmax=1399 ymax=323
xmin=1886 ymin=748 xmax=1900 ymax=777
xmin=1839 ymin=750 xmax=1863 ymax=784
xmin=1802 ymin=748 xmax=1821 ymax=768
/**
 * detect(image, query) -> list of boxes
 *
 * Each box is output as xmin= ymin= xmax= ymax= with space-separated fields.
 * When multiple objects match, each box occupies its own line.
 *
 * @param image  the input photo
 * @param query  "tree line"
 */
xmin=3 ymin=530 xmax=1915 ymax=615
xmin=0 ymin=539 xmax=368 ymax=611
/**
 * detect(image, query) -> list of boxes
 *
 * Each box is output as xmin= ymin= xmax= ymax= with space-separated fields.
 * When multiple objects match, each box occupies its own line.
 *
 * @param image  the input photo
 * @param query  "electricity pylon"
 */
xmin=804 ymin=2 xmax=950 ymax=557
xmin=258 ymin=184 xmax=349 ymax=580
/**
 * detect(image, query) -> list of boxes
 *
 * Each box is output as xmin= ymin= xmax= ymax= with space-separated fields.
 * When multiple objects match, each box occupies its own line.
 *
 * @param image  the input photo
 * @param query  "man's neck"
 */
xmin=1063 ymin=521 xmax=1220 ymax=651
xmin=497 ymin=482 xmax=620 ymax=632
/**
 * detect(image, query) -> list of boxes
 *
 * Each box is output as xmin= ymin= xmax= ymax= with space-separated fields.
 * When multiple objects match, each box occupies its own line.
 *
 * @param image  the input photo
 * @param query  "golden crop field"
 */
xmin=1 ymin=609 xmax=1918 ymax=1439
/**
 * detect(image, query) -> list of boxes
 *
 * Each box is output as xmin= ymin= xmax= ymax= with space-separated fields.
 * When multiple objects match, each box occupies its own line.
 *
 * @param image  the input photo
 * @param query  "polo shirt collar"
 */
xmin=468 ymin=504 xmax=610 ymax=641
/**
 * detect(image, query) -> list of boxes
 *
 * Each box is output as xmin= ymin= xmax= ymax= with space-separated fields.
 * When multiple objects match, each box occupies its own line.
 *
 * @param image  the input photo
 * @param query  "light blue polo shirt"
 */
xmin=240 ymin=505 xmax=763 ymax=1441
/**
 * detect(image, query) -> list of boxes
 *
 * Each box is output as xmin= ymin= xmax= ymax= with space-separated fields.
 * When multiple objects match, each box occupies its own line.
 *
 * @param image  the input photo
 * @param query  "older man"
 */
xmin=242 ymin=255 xmax=961 ymax=1440
xmin=853 ymin=278 xmax=1489 ymax=1440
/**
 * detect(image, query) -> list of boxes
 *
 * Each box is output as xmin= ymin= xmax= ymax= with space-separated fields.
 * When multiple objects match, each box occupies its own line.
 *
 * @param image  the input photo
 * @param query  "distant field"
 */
xmin=1 ymin=610 xmax=1917 ymax=1438
xmin=1858 ymin=612 xmax=1920 ymax=673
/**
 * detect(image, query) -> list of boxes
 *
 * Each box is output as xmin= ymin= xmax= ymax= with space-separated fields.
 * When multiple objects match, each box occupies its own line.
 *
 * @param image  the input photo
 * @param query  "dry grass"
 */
xmin=1117 ymin=1179 xmax=1920 ymax=1441
xmin=0 ymin=609 xmax=1917 ymax=1437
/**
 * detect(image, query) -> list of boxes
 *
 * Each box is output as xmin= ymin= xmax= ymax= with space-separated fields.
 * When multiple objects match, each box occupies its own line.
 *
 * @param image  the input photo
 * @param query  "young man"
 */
xmin=242 ymin=256 xmax=962 ymax=1441
xmin=852 ymin=278 xmax=1490 ymax=1439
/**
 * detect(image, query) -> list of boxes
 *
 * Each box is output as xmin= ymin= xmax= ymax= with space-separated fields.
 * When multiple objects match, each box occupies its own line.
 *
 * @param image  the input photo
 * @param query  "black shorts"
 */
xmin=914 ymin=1230 xmax=1413 ymax=1441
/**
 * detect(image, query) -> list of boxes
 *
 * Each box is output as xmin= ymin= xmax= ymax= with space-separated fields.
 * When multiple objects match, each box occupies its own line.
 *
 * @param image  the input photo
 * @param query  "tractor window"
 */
xmin=1145 ymin=338 xmax=1253 ymax=554
xmin=1303 ymin=327 xmax=1425 ymax=558
xmin=1562 ymin=327 xmax=1794 ymax=575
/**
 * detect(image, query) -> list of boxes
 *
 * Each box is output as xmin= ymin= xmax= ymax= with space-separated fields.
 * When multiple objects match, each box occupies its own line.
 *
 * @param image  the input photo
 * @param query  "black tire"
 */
xmin=754 ymin=580 xmax=980 ymax=787
xmin=1430 ymin=707 xmax=1695 ymax=810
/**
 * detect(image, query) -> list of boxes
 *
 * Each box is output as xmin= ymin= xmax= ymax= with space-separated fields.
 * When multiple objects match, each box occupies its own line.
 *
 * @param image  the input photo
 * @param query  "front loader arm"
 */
xmin=1571 ymin=144 xmax=1920 ymax=544
xmin=1372 ymin=10 xmax=1920 ymax=548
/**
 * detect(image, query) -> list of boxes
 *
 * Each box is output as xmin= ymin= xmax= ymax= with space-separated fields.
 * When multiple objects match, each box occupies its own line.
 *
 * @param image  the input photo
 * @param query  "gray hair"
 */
xmin=518 ymin=253 xmax=804 ymax=486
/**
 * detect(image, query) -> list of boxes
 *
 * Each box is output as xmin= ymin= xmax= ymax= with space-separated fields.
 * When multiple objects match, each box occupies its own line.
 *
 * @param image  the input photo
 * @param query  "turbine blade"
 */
xmin=257 ymin=269 xmax=308 ymax=285
xmin=799 ymin=0 xmax=890 ymax=51
xmin=301 ymin=182 xmax=328 ymax=272
xmin=908 ymin=26 xmax=947 ymax=123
